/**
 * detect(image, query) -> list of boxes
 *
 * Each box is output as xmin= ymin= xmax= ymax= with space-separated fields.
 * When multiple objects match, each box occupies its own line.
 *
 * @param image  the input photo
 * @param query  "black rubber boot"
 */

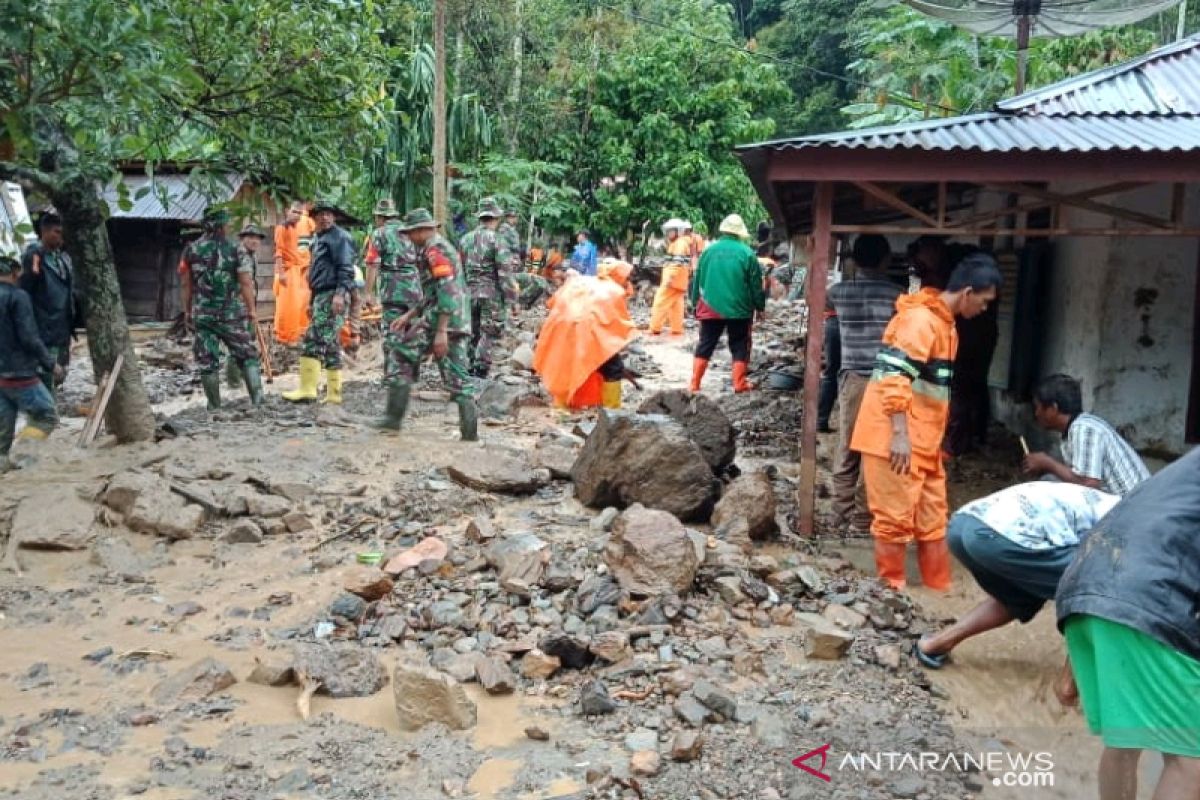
xmin=372 ymin=384 xmax=411 ymax=431
xmin=200 ymin=373 xmax=222 ymax=410
xmin=225 ymin=358 xmax=243 ymax=389
xmin=241 ymin=361 xmax=265 ymax=406
xmin=456 ymin=397 xmax=479 ymax=442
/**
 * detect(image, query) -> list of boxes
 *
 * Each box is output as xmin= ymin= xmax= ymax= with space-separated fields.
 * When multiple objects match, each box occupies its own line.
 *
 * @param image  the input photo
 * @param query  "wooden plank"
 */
xmin=946 ymin=182 xmax=1147 ymax=230
xmin=1171 ymin=183 xmax=1186 ymax=226
xmin=984 ymin=182 xmax=1174 ymax=230
xmin=78 ymin=353 xmax=125 ymax=448
xmin=798 ymin=181 xmax=832 ymax=537
xmin=852 ymin=181 xmax=939 ymax=228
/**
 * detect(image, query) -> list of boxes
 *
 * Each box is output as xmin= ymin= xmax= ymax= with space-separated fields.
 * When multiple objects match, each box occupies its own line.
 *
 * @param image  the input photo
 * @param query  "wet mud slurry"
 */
xmin=0 ymin=304 xmax=1134 ymax=799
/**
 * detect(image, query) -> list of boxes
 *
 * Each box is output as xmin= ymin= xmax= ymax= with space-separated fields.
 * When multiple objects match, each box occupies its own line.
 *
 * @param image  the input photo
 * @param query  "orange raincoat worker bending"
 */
xmin=273 ymin=201 xmax=315 ymax=345
xmin=533 ymin=261 xmax=637 ymax=410
xmin=850 ymin=253 xmax=1002 ymax=590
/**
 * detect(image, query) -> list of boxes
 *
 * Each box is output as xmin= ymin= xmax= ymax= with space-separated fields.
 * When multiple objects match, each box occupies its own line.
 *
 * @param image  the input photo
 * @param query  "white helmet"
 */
xmin=662 ymin=217 xmax=686 ymax=233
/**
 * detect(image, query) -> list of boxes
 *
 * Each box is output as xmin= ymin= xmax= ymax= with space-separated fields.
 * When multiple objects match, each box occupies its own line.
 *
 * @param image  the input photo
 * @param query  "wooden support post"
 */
xmin=936 ymin=182 xmax=947 ymax=227
xmin=797 ymin=181 xmax=832 ymax=537
xmin=1171 ymin=183 xmax=1186 ymax=226
xmin=432 ymin=0 xmax=448 ymax=225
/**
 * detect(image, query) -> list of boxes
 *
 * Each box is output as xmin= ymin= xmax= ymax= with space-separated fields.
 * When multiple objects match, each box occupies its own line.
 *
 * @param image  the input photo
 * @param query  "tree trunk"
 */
xmin=509 ymin=0 xmax=524 ymax=153
xmin=52 ymin=176 xmax=155 ymax=443
xmin=432 ymin=0 xmax=448 ymax=225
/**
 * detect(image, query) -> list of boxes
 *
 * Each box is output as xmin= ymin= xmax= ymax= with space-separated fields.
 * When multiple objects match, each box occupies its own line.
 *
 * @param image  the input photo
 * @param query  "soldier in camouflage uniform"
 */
xmin=225 ymin=224 xmax=267 ymax=388
xmin=512 ymin=271 xmax=553 ymax=308
xmin=380 ymin=208 xmax=477 ymax=440
xmin=179 ymin=209 xmax=263 ymax=409
xmin=283 ymin=198 xmax=356 ymax=404
xmin=500 ymin=209 xmax=521 ymax=258
xmin=459 ymin=198 xmax=519 ymax=377
xmin=365 ymin=200 xmax=423 ymax=431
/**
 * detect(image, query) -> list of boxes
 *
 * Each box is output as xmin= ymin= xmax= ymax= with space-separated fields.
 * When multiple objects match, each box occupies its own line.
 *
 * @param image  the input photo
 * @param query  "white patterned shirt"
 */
xmin=958 ymin=482 xmax=1120 ymax=550
xmin=1063 ymin=413 xmax=1150 ymax=496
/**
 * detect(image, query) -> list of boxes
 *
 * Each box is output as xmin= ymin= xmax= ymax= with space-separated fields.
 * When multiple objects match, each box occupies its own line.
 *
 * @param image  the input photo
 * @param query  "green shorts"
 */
xmin=1065 ymin=615 xmax=1200 ymax=756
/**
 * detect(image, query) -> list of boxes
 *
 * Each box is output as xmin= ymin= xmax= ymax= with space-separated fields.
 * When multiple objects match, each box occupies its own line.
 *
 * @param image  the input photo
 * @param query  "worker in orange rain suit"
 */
xmin=273 ymin=200 xmax=315 ymax=345
xmin=533 ymin=260 xmax=637 ymax=411
xmin=850 ymin=252 xmax=1002 ymax=590
xmin=648 ymin=218 xmax=693 ymax=336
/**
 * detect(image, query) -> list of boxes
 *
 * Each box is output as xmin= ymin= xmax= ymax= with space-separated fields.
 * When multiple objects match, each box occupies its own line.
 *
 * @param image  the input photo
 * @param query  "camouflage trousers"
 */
xmin=469 ymin=296 xmax=506 ymax=377
xmin=302 ymin=290 xmax=348 ymax=369
xmin=382 ymin=305 xmax=474 ymax=401
xmin=513 ymin=273 xmax=553 ymax=308
xmin=194 ymin=310 xmax=259 ymax=375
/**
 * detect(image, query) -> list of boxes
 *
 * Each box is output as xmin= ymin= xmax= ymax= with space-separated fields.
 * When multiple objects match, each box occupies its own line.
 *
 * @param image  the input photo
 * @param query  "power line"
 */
xmin=591 ymin=0 xmax=965 ymax=116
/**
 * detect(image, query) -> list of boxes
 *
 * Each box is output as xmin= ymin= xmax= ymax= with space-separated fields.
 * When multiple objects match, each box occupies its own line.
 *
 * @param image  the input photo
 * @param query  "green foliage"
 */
xmin=842 ymin=5 xmax=1161 ymax=129
xmin=522 ymin=0 xmax=790 ymax=244
xmin=452 ymin=155 xmax=580 ymax=241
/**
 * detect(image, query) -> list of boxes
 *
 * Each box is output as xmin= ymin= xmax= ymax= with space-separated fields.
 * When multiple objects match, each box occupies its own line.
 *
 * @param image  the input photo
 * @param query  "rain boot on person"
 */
xmin=874 ymin=540 xmax=909 ymax=589
xmin=917 ymin=538 xmax=953 ymax=591
xmin=283 ymin=357 xmax=320 ymax=403
xmin=457 ymin=397 xmax=479 ymax=441
xmin=372 ymin=384 xmax=411 ymax=432
xmin=322 ymin=369 xmax=343 ymax=405
xmin=732 ymin=360 xmax=752 ymax=393
xmin=690 ymin=357 xmax=708 ymax=393
xmin=200 ymin=373 xmax=222 ymax=410
xmin=241 ymin=361 xmax=265 ymax=407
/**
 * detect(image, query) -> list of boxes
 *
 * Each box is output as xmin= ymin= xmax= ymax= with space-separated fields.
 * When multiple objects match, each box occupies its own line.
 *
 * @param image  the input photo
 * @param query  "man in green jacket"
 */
xmin=688 ymin=214 xmax=764 ymax=393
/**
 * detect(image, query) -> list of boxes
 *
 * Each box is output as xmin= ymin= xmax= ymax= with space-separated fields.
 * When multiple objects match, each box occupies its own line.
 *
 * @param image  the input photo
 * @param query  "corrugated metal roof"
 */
xmin=101 ymin=172 xmax=245 ymax=221
xmin=741 ymin=112 xmax=1200 ymax=154
xmin=998 ymin=34 xmax=1200 ymax=115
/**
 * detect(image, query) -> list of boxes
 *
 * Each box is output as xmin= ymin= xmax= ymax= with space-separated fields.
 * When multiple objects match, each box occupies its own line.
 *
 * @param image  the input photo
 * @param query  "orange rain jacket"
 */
xmin=533 ymin=264 xmax=635 ymax=409
xmin=850 ymin=288 xmax=958 ymax=472
xmin=272 ymin=213 xmax=315 ymax=344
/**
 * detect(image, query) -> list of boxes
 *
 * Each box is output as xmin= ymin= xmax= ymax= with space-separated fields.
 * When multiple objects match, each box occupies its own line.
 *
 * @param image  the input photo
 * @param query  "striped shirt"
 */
xmin=1062 ymin=413 xmax=1150 ymax=496
xmin=827 ymin=269 xmax=903 ymax=375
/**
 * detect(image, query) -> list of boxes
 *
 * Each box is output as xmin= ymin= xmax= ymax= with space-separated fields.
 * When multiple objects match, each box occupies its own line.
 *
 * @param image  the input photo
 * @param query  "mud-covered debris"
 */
xmin=152 ymin=658 xmax=236 ymax=706
xmin=392 ymin=661 xmax=477 ymax=731
xmin=605 ymin=504 xmax=699 ymax=597
xmin=445 ymin=450 xmax=549 ymax=495
xmin=291 ymin=643 xmax=388 ymax=698
xmin=520 ymin=649 xmax=561 ymax=679
xmin=795 ymin=612 xmax=855 ymax=660
xmin=711 ymin=472 xmax=779 ymax=541
xmin=578 ymin=678 xmax=616 ymax=716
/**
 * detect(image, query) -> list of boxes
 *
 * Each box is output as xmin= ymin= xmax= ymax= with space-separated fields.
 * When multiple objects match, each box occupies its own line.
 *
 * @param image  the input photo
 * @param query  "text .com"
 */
xmin=794 ymin=745 xmax=1055 ymax=787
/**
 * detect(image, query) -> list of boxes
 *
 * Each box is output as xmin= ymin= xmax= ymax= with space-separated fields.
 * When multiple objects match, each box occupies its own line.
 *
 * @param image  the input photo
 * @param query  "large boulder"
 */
xmin=571 ymin=412 xmax=718 ymax=522
xmin=14 ymin=489 xmax=95 ymax=551
xmin=711 ymin=472 xmax=779 ymax=541
xmin=392 ymin=662 xmax=478 ymax=731
xmin=604 ymin=505 xmax=699 ymax=597
xmin=637 ymin=389 xmax=735 ymax=471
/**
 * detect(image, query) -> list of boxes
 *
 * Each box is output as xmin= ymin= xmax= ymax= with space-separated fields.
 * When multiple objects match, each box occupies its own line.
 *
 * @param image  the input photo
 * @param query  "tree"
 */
xmin=1 ymin=0 xmax=392 ymax=440
xmin=842 ymin=5 xmax=1160 ymax=129
xmin=452 ymin=155 xmax=581 ymax=247
xmin=524 ymin=0 xmax=790 ymax=244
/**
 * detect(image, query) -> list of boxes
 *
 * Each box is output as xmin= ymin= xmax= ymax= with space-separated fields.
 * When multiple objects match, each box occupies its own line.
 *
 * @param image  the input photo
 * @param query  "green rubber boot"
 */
xmin=457 ymin=397 xmax=479 ymax=442
xmin=225 ymin=358 xmax=243 ymax=389
xmin=200 ymin=373 xmax=222 ymax=410
xmin=241 ymin=361 xmax=265 ymax=406
xmin=372 ymin=384 xmax=411 ymax=431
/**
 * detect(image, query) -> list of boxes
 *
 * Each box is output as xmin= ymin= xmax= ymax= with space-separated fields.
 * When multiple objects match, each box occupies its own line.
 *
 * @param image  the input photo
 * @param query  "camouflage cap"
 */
xmin=399 ymin=207 xmax=438 ymax=231
xmin=373 ymin=198 xmax=400 ymax=218
xmin=476 ymin=197 xmax=503 ymax=219
xmin=239 ymin=223 xmax=266 ymax=238
xmin=311 ymin=196 xmax=342 ymax=215
xmin=202 ymin=207 xmax=230 ymax=227
xmin=0 ymin=255 xmax=19 ymax=275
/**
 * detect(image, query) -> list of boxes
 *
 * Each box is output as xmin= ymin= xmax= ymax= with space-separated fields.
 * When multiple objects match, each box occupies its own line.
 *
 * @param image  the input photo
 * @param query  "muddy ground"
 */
xmin=0 ymin=300 xmax=1155 ymax=799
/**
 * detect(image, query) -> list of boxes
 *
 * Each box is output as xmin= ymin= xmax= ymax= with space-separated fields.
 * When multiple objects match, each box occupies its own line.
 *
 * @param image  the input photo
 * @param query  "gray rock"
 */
xmin=571 ymin=411 xmax=718 ymax=522
xmin=692 ymin=680 xmax=738 ymax=720
xmin=589 ymin=506 xmax=620 ymax=532
xmin=222 ymin=520 xmax=263 ymax=544
xmin=126 ymin=485 xmax=204 ymax=540
xmin=292 ymin=643 xmax=388 ymax=698
xmin=671 ymin=730 xmax=704 ymax=762
xmin=103 ymin=472 xmax=157 ymax=515
xmin=247 ymin=660 xmax=295 ymax=687
xmin=822 ymin=603 xmax=866 ymax=630
xmin=711 ymin=472 xmax=779 ymax=541
xmin=575 ymin=573 xmax=624 ymax=615
xmin=282 ymin=511 xmax=314 ymax=533
xmin=636 ymin=389 xmax=736 ymax=471
xmin=525 ymin=725 xmax=550 ymax=741
xmin=476 ymin=380 xmax=534 ymax=421
xmin=713 ymin=576 xmax=746 ymax=604
xmin=446 ymin=450 xmax=548 ymax=494
xmin=539 ymin=634 xmax=593 ymax=669
xmin=392 ymin=662 xmax=477 ymax=731
xmin=588 ymin=631 xmax=631 ymax=663
xmin=752 ymin=714 xmax=789 ymax=748
xmin=630 ymin=750 xmax=661 ymax=776
xmin=604 ymin=504 xmax=699 ymax=597
xmin=344 ymin=568 xmax=394 ymax=601
xmin=377 ymin=615 xmax=407 ymax=641
xmin=90 ymin=536 xmax=162 ymax=580
xmin=674 ymin=694 xmax=709 ymax=728
xmin=424 ymin=600 xmax=467 ymax=629
xmin=509 ymin=343 xmax=536 ymax=370
xmin=474 ymin=657 xmax=516 ymax=695
xmin=443 ymin=652 xmax=485 ymax=683
xmin=153 ymin=658 xmax=236 ymax=706
xmin=624 ymin=727 xmax=657 ymax=752
xmin=520 ymin=649 xmax=561 ymax=679
xmin=795 ymin=613 xmax=855 ymax=660
xmin=888 ymin=776 xmax=926 ymax=799
xmin=484 ymin=532 xmax=549 ymax=587
xmin=579 ymin=679 xmax=616 ymax=715
xmin=329 ymin=593 xmax=367 ymax=620
xmin=245 ymin=493 xmax=291 ymax=518
xmin=532 ymin=439 xmax=578 ymax=480
xmin=14 ymin=489 xmax=95 ymax=551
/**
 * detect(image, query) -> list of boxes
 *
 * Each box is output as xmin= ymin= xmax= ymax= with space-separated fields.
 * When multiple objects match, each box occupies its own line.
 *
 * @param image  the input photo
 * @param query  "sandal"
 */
xmin=913 ymin=639 xmax=950 ymax=670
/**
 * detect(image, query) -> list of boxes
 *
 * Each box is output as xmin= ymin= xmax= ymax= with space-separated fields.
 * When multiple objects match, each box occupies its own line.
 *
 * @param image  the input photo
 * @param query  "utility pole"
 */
xmin=433 ymin=0 xmax=448 ymax=225
xmin=1013 ymin=0 xmax=1040 ymax=95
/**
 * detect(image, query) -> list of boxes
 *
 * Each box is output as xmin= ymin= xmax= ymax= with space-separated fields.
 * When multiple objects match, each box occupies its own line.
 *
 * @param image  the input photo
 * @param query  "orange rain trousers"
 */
xmin=861 ymin=453 xmax=952 ymax=589
xmin=650 ymin=237 xmax=692 ymax=335
xmin=273 ymin=215 xmax=315 ymax=345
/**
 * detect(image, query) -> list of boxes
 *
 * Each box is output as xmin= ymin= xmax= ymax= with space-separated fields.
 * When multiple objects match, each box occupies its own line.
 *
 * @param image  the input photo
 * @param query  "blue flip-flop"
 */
xmin=913 ymin=640 xmax=950 ymax=670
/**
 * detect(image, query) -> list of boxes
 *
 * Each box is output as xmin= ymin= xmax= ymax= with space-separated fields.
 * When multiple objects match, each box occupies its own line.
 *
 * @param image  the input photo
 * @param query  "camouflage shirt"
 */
xmin=498 ymin=222 xmax=520 ymax=258
xmin=183 ymin=232 xmax=249 ymax=314
xmin=459 ymin=224 xmax=517 ymax=300
xmin=370 ymin=221 xmax=422 ymax=309
xmin=419 ymin=234 xmax=471 ymax=335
